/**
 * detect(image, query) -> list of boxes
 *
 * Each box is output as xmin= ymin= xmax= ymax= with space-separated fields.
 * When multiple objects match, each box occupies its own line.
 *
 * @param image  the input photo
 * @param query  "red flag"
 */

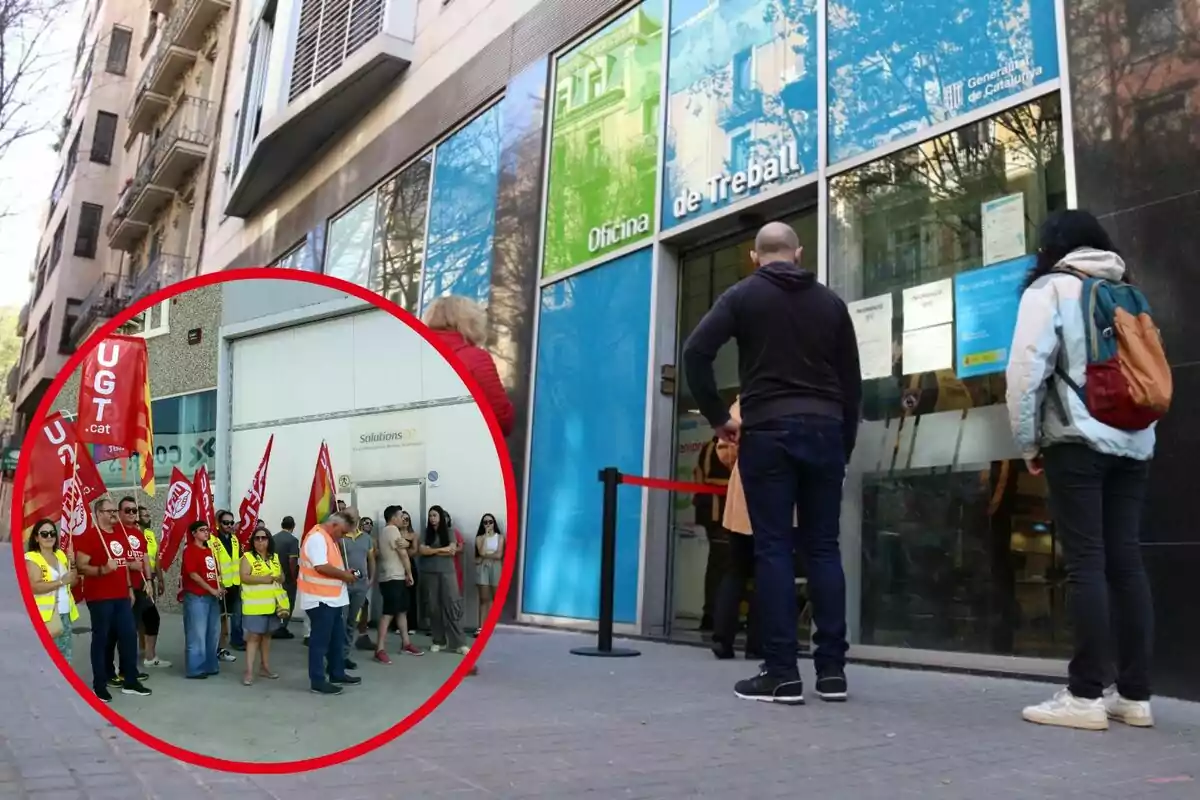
xmin=157 ymin=467 xmax=196 ymax=572
xmin=22 ymin=413 xmax=107 ymax=542
xmin=303 ymin=441 xmax=337 ymax=534
xmin=192 ymin=464 xmax=216 ymax=531
xmin=58 ymin=443 xmax=106 ymax=556
xmin=76 ymin=335 xmax=148 ymax=452
xmin=236 ymin=434 xmax=274 ymax=548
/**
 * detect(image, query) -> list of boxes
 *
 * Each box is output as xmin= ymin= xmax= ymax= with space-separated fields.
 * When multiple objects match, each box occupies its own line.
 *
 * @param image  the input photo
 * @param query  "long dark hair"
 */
xmin=475 ymin=514 xmax=502 ymax=539
xmin=26 ymin=519 xmax=59 ymax=553
xmin=1022 ymin=209 xmax=1121 ymax=291
xmin=425 ymin=504 xmax=450 ymax=548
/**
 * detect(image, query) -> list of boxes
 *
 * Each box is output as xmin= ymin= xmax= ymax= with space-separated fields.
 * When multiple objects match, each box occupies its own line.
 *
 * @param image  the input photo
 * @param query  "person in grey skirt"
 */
xmin=473 ymin=514 xmax=504 ymax=636
xmin=419 ymin=505 xmax=469 ymax=654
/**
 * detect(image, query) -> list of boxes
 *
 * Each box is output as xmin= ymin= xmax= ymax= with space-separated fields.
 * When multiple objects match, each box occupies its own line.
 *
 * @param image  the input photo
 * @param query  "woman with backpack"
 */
xmin=1006 ymin=209 xmax=1171 ymax=732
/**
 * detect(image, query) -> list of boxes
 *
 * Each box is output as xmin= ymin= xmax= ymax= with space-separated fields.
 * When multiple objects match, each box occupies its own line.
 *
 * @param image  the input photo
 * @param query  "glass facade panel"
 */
xmin=827 ymin=0 xmax=1060 ymax=163
xmin=662 ymin=0 xmax=818 ymax=229
xmin=422 ymin=104 xmax=503 ymax=310
xmin=325 ymin=193 xmax=379 ymax=288
xmin=542 ymin=0 xmax=665 ymax=277
xmin=829 ymin=96 xmax=1070 ymax=658
xmin=371 ymin=155 xmax=432 ymax=311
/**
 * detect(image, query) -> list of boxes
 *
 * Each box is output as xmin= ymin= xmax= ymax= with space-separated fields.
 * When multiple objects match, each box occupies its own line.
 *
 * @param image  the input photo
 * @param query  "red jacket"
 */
xmin=434 ymin=330 xmax=515 ymax=436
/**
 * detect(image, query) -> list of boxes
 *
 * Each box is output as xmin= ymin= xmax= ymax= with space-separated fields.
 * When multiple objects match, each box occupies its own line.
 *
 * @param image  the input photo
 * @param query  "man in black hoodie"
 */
xmin=682 ymin=221 xmax=862 ymax=705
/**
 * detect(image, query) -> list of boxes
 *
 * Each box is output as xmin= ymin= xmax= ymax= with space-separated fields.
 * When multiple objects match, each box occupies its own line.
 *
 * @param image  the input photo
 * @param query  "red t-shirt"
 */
xmin=181 ymin=542 xmax=220 ymax=596
xmin=76 ymin=526 xmax=132 ymax=602
xmin=115 ymin=523 xmax=148 ymax=590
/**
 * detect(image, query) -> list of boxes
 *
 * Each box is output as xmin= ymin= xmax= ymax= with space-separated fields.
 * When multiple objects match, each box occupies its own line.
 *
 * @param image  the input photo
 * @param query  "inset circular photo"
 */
xmin=12 ymin=269 xmax=517 ymax=771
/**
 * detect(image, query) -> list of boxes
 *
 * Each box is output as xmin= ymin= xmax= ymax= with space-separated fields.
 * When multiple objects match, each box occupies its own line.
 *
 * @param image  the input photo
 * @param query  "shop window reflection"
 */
xmin=371 ymin=154 xmax=432 ymax=311
xmin=829 ymin=95 xmax=1072 ymax=659
xmin=324 ymin=193 xmax=377 ymax=288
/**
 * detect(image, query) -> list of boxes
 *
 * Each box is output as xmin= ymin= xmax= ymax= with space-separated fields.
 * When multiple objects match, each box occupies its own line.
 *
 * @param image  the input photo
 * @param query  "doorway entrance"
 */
xmin=666 ymin=206 xmax=819 ymax=646
xmin=353 ymin=479 xmax=426 ymax=629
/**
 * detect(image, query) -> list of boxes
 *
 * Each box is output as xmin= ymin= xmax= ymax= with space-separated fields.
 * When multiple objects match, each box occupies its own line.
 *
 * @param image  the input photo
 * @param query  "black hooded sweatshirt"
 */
xmin=681 ymin=261 xmax=863 ymax=460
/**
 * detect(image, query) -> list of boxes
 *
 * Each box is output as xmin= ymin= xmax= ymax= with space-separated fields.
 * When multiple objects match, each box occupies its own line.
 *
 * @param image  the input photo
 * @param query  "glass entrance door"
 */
xmin=667 ymin=209 xmax=818 ymax=645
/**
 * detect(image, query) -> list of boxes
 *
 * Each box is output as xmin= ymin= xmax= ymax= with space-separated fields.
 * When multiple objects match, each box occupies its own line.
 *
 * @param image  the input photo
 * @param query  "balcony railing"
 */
xmin=140 ymin=96 xmax=214 ymax=189
xmin=16 ymin=304 xmax=29 ymax=337
xmin=718 ymin=88 xmax=764 ymax=131
xmin=71 ymin=272 xmax=131 ymax=347
xmin=130 ymin=8 xmax=197 ymax=112
xmin=130 ymin=254 xmax=189 ymax=303
xmin=5 ymin=366 xmax=17 ymax=402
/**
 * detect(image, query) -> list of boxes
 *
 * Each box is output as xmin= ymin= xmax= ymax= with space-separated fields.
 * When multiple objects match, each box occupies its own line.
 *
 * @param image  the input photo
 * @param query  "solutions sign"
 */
xmin=827 ymin=0 xmax=1060 ymax=163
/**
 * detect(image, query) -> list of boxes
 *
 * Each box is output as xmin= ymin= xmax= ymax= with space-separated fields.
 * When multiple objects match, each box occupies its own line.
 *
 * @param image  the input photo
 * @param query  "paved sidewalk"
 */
xmin=3 ymin=569 xmax=1199 ymax=799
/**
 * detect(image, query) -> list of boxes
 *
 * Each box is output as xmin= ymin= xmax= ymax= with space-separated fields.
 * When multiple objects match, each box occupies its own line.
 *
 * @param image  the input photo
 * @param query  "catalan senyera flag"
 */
xmin=133 ymin=347 xmax=155 ymax=496
xmin=303 ymin=441 xmax=337 ymax=535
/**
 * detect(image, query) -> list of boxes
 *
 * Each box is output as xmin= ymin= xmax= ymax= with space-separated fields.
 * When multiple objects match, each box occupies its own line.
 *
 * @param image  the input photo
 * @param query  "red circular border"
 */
xmin=10 ymin=267 xmax=521 ymax=774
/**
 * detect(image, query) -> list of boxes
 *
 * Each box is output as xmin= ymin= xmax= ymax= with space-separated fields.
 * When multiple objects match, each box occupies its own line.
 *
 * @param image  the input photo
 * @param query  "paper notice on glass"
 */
xmin=982 ymin=193 xmax=1027 ymax=266
xmin=902 ymin=323 xmax=953 ymax=375
xmin=847 ymin=293 xmax=894 ymax=380
xmin=902 ymin=279 xmax=953 ymax=331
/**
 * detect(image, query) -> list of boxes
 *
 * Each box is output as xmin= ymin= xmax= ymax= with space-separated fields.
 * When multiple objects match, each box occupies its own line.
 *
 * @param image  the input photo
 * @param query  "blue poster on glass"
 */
xmin=827 ymin=0 xmax=1060 ymax=164
xmin=662 ymin=0 xmax=818 ymax=229
xmin=954 ymin=255 xmax=1032 ymax=378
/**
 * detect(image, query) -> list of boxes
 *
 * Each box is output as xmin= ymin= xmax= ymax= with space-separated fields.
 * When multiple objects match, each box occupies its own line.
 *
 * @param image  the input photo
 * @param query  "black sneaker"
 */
xmin=311 ymin=683 xmax=343 ymax=695
xmin=273 ymin=629 xmax=296 ymax=640
xmin=95 ymin=687 xmax=113 ymax=703
xmin=344 ymin=659 xmax=358 ymax=671
xmin=734 ymin=670 xmax=804 ymax=704
xmin=185 ymin=674 xmax=208 ymax=680
xmin=711 ymin=642 xmax=736 ymax=660
xmin=330 ymin=675 xmax=362 ymax=686
xmin=121 ymin=682 xmax=152 ymax=697
xmin=107 ymin=676 xmax=122 ymax=688
xmin=815 ymin=669 xmax=848 ymax=702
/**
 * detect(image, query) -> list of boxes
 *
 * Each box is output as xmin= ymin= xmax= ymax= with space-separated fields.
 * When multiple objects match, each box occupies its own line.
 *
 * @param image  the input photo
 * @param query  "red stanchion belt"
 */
xmin=619 ymin=474 xmax=727 ymax=495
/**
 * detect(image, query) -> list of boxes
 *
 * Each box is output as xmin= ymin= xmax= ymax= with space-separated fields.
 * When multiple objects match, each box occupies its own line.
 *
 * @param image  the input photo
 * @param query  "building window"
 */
xmin=289 ymin=0 xmax=384 ymax=102
xmin=34 ymin=309 xmax=52 ymax=365
xmin=826 ymin=94 xmax=1068 ymax=659
xmin=106 ymin=25 xmax=132 ymax=74
xmin=125 ymin=301 xmax=171 ymax=339
xmin=730 ymin=129 xmax=752 ymax=172
xmin=59 ymin=299 xmax=82 ymax=355
xmin=80 ymin=45 xmax=94 ymax=93
xmin=373 ymin=153 xmax=432 ymax=310
xmin=233 ymin=12 xmax=274 ymax=179
xmin=95 ymin=389 xmax=218 ymax=488
xmin=74 ymin=203 xmax=103 ymax=258
xmin=325 ymin=191 xmax=378 ymax=288
xmin=90 ymin=111 xmax=118 ymax=164
xmin=1127 ymin=0 xmax=1177 ymax=59
xmin=140 ymin=13 xmax=158 ymax=59
xmin=587 ymin=69 xmax=603 ymax=101
xmin=65 ymin=127 xmax=81 ymax=181
xmin=50 ymin=218 xmax=66 ymax=269
xmin=732 ymin=48 xmax=753 ymax=100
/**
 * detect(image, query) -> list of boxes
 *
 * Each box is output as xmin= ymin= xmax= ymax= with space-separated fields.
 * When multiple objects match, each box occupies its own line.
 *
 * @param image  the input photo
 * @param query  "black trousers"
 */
xmin=107 ymin=589 xmax=156 ymax=674
xmin=1042 ymin=443 xmax=1154 ymax=701
xmin=700 ymin=521 xmax=729 ymax=624
xmin=712 ymin=533 xmax=758 ymax=651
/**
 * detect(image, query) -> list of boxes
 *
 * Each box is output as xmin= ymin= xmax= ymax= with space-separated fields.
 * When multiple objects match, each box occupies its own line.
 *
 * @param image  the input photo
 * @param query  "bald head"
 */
xmin=752 ymin=222 xmax=802 ymax=266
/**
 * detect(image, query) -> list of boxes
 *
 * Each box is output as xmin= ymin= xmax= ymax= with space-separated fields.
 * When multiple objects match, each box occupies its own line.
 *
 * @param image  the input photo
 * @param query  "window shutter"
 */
xmin=74 ymin=203 xmax=104 ymax=259
xmin=288 ymin=0 xmax=384 ymax=103
xmin=107 ymin=26 xmax=132 ymax=75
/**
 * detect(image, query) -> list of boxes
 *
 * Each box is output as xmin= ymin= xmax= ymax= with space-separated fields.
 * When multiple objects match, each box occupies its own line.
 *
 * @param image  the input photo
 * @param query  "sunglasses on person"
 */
xmin=253 ymin=534 xmax=270 ymax=541
xmin=37 ymin=529 xmax=57 ymax=539
xmin=220 ymin=518 xmax=235 ymax=527
xmin=120 ymin=506 xmax=137 ymax=515
xmin=484 ymin=519 xmax=495 ymax=526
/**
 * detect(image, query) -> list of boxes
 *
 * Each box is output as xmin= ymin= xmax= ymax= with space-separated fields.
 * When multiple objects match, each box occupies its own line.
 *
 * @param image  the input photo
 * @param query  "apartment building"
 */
xmin=7 ymin=1 xmax=142 ymax=446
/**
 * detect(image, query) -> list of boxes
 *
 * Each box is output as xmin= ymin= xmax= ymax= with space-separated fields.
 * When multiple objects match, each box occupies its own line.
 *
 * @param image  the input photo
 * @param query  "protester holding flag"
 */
xmin=181 ymin=521 xmax=223 ymax=680
xmin=239 ymin=529 xmax=290 ymax=685
xmin=74 ymin=497 xmax=151 ymax=703
xmin=104 ymin=497 xmax=163 ymax=680
xmin=212 ymin=511 xmax=245 ymax=660
xmin=25 ymin=520 xmax=79 ymax=661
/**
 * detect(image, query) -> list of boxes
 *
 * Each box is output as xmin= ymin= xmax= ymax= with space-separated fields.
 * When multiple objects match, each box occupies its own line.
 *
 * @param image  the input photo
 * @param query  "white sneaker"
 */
xmin=430 ymin=644 xmax=443 ymax=653
xmin=218 ymin=649 xmax=237 ymax=663
xmin=143 ymin=658 xmax=172 ymax=669
xmin=456 ymin=645 xmax=470 ymax=655
xmin=1103 ymin=686 xmax=1154 ymax=727
xmin=1022 ymin=689 xmax=1108 ymax=731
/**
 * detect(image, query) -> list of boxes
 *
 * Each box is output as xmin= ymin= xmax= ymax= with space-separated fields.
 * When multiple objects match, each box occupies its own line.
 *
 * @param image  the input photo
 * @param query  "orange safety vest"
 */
xmin=297 ymin=525 xmax=345 ymax=599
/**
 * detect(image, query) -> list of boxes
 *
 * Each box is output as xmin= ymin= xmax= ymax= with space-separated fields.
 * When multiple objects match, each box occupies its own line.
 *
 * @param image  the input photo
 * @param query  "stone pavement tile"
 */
xmin=27 ymin=792 xmax=86 ymax=800
xmin=22 ymin=774 xmax=83 ymax=792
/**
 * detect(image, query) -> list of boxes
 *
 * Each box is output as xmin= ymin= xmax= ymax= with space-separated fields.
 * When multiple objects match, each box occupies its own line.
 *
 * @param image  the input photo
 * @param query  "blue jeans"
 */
xmin=226 ymin=586 xmax=244 ymax=648
xmin=307 ymin=602 xmax=348 ymax=689
xmin=183 ymin=594 xmax=221 ymax=678
xmin=738 ymin=414 xmax=849 ymax=679
xmin=87 ymin=598 xmax=138 ymax=691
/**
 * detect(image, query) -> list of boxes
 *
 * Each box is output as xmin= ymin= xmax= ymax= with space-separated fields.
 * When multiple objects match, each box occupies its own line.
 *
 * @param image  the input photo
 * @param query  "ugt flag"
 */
xmin=236 ymin=435 xmax=274 ymax=549
xmin=23 ymin=412 xmax=107 ymax=543
xmin=76 ymin=335 xmax=147 ymax=451
xmin=157 ymin=467 xmax=196 ymax=573
xmin=192 ymin=464 xmax=217 ymax=532
xmin=303 ymin=441 xmax=337 ymax=534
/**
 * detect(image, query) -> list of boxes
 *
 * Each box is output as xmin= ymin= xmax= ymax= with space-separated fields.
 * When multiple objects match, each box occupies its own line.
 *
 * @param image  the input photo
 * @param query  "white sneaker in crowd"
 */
xmin=143 ymin=658 xmax=172 ymax=668
xmin=1021 ymin=689 xmax=1108 ymax=731
xmin=429 ymin=644 xmax=443 ymax=653
xmin=1103 ymin=686 xmax=1154 ymax=727
xmin=456 ymin=645 xmax=470 ymax=655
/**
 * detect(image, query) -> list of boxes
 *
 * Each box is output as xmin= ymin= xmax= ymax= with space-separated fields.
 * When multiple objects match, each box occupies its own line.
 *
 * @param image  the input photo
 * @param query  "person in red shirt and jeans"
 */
xmin=74 ymin=497 xmax=152 ymax=703
xmin=181 ymin=521 xmax=224 ymax=679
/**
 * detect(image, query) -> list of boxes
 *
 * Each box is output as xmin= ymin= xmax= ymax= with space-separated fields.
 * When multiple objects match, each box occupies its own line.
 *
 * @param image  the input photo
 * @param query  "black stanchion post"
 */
xmin=571 ymin=466 xmax=640 ymax=658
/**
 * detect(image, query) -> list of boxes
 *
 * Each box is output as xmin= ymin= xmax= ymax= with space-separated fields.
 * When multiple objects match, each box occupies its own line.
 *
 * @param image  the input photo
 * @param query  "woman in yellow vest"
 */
xmin=239 ymin=528 xmax=290 ymax=685
xmin=24 ymin=519 xmax=79 ymax=662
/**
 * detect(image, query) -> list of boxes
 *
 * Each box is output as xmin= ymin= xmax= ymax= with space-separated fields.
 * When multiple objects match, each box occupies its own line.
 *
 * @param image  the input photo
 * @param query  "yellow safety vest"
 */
xmin=209 ymin=536 xmax=241 ymax=587
xmin=241 ymin=553 xmax=289 ymax=615
xmin=25 ymin=550 xmax=79 ymax=623
xmin=143 ymin=528 xmax=159 ymax=571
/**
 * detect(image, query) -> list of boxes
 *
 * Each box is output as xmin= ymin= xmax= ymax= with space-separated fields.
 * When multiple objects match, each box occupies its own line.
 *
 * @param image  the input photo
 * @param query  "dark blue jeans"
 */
xmin=738 ymin=414 xmax=849 ymax=679
xmin=88 ymin=598 xmax=139 ymax=691
xmin=307 ymin=602 xmax=348 ymax=689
